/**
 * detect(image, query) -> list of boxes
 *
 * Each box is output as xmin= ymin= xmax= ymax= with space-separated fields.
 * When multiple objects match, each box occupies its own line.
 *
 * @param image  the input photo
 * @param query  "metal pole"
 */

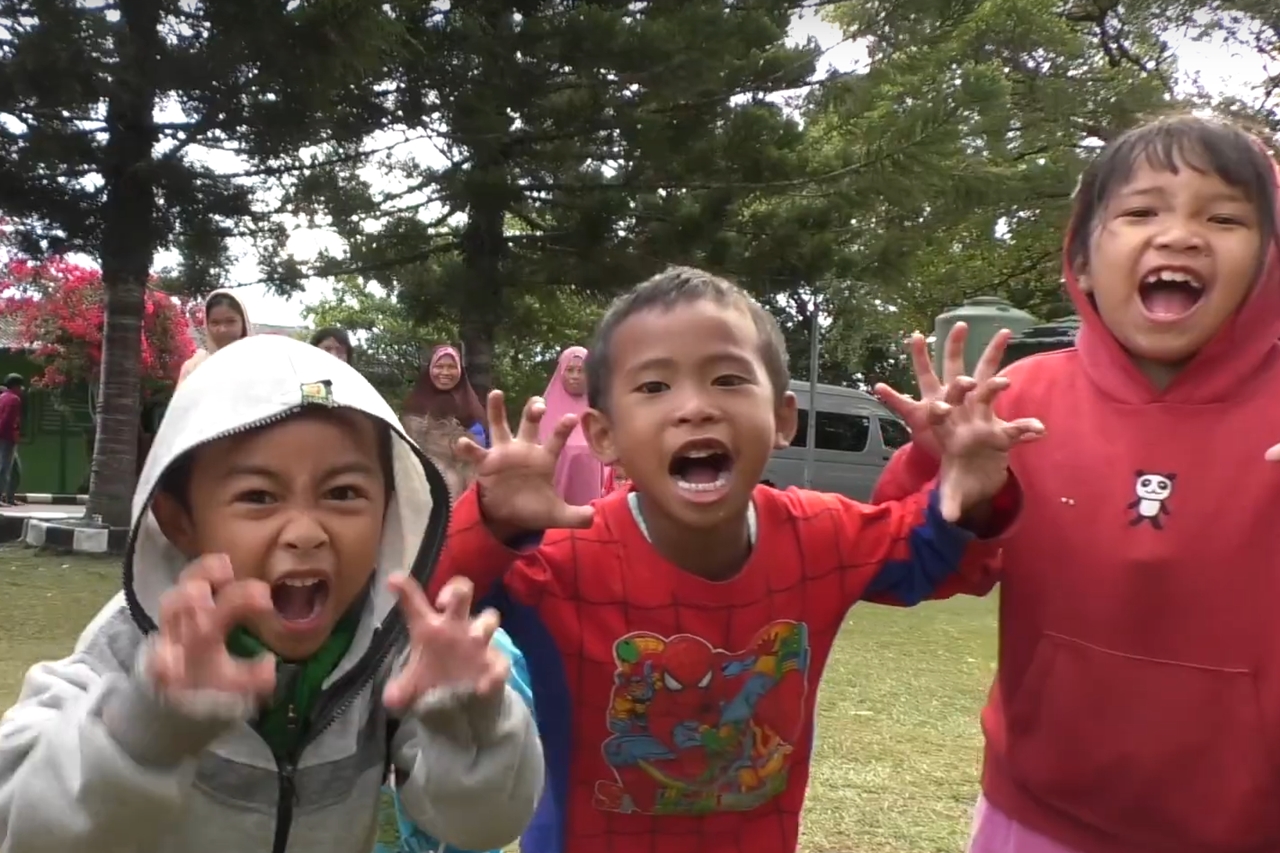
xmin=802 ymin=290 xmax=820 ymax=488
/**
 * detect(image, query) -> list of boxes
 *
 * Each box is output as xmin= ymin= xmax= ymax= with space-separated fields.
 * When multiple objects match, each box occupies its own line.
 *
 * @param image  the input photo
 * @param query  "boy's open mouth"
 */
xmin=271 ymin=576 xmax=329 ymax=624
xmin=1138 ymin=268 xmax=1205 ymax=320
xmin=668 ymin=438 xmax=734 ymax=494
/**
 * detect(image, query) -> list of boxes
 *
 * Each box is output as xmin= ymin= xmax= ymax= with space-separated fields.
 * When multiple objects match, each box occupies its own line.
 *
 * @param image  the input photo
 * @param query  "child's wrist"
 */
xmin=958 ymin=472 xmax=1018 ymax=537
xmin=937 ymin=460 xmax=1005 ymax=527
xmin=475 ymin=486 xmax=527 ymax=543
xmin=958 ymin=499 xmax=992 ymax=531
xmin=100 ymin=655 xmax=244 ymax=769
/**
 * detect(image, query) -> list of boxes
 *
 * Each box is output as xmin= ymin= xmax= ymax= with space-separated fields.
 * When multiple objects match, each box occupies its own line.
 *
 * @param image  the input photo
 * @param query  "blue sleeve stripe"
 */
xmin=861 ymin=489 xmax=974 ymax=606
xmin=492 ymin=628 xmax=536 ymax=712
xmin=483 ymin=587 xmax=570 ymax=853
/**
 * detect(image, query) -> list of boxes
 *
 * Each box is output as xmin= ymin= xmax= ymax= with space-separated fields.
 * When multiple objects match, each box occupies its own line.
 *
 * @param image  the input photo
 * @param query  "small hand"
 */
xmin=455 ymin=390 xmax=595 ymax=537
xmin=931 ymin=375 xmax=1045 ymax=522
xmin=147 ymin=554 xmax=277 ymax=699
xmin=874 ymin=323 xmax=1011 ymax=458
xmin=383 ymin=575 xmax=509 ymax=712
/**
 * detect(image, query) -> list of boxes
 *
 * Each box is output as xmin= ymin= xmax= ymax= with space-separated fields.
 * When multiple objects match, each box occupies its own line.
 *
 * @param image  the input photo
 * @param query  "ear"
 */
xmin=774 ymin=391 xmax=799 ymax=450
xmin=1072 ymin=251 xmax=1093 ymax=294
xmin=150 ymin=491 xmax=199 ymax=559
xmin=580 ymin=408 xmax=618 ymax=465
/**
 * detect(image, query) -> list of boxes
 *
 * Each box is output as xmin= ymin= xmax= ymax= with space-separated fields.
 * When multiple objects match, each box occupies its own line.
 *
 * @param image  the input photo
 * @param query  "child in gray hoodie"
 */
xmin=0 ymin=334 xmax=543 ymax=853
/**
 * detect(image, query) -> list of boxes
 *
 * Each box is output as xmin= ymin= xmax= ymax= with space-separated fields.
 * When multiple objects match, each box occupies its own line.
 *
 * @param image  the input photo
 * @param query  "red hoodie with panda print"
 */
xmin=873 ymin=157 xmax=1280 ymax=853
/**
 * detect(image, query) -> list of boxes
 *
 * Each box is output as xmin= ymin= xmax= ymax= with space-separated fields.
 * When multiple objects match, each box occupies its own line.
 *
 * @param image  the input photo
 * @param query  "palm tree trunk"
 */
xmin=85 ymin=0 xmax=161 ymax=529
xmin=87 ymin=279 xmax=146 ymax=527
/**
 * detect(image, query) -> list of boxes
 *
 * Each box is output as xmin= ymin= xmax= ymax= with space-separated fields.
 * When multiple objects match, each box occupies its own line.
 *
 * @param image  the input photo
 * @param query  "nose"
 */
xmin=279 ymin=510 xmax=329 ymax=552
xmin=673 ymin=386 xmax=720 ymax=425
xmin=1153 ymin=219 xmax=1207 ymax=254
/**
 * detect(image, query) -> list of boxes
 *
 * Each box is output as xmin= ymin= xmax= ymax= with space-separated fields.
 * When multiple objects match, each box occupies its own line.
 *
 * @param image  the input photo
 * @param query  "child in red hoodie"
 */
xmin=873 ymin=114 xmax=1280 ymax=853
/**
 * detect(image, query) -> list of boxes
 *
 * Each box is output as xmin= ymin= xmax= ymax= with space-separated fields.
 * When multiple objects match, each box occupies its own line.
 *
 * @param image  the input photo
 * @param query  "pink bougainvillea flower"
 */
xmin=0 ymin=257 xmax=196 ymax=397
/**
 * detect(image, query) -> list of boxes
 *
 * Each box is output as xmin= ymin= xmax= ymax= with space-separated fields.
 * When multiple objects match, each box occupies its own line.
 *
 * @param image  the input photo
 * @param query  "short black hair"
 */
xmin=157 ymin=407 xmax=395 ymax=511
xmin=310 ymin=327 xmax=355 ymax=364
xmin=2 ymin=374 xmax=23 ymax=390
xmin=585 ymin=265 xmax=789 ymax=412
xmin=1068 ymin=113 xmax=1277 ymax=272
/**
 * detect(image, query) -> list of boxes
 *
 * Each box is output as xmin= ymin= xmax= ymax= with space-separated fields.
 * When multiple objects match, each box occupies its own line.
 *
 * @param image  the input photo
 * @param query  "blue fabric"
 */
xmin=376 ymin=628 xmax=534 ymax=853
xmin=468 ymin=422 xmax=489 ymax=449
xmin=860 ymin=489 xmax=974 ymax=606
xmin=482 ymin=587 xmax=568 ymax=853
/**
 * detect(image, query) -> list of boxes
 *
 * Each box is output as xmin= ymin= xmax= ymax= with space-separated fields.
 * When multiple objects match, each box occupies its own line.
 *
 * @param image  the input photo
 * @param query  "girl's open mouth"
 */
xmin=1138 ymin=270 xmax=1205 ymax=320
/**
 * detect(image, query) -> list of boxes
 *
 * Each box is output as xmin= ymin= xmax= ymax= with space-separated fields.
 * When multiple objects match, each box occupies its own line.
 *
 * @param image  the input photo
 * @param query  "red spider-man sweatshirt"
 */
xmin=874 ymin=165 xmax=1280 ymax=853
xmin=433 ymin=482 xmax=1014 ymax=853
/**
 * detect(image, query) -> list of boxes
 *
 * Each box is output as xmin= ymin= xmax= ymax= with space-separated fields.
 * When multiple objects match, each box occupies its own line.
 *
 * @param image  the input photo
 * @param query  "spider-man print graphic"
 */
xmin=595 ymin=622 xmax=810 ymax=816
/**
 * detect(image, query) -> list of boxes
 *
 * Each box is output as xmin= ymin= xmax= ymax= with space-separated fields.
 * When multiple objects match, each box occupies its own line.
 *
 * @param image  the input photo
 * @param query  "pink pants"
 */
xmin=968 ymin=796 xmax=1082 ymax=853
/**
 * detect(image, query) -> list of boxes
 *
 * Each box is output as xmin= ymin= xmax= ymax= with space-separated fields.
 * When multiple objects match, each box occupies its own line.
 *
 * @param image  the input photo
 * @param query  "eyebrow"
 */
xmin=1119 ymin=185 xmax=1251 ymax=205
xmin=628 ymin=356 xmax=677 ymax=375
xmin=626 ymin=352 xmax=758 ymax=377
xmin=221 ymin=461 xmax=380 ymax=481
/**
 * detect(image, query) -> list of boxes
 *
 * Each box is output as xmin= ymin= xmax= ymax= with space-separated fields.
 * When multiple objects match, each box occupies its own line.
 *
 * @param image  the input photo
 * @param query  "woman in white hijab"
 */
xmin=177 ymin=289 xmax=253 ymax=385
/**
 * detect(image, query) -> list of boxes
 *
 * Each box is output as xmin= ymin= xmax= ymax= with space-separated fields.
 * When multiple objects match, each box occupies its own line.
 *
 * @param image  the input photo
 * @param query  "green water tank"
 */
xmin=1001 ymin=315 xmax=1082 ymax=368
xmin=932 ymin=296 xmax=1039 ymax=375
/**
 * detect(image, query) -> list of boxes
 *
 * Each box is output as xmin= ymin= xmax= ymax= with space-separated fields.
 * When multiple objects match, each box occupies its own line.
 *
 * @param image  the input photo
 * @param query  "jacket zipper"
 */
xmin=270 ymin=702 xmax=301 ymax=853
xmin=268 ymin=631 xmax=403 ymax=853
xmin=119 ymin=403 xmax=455 ymax=853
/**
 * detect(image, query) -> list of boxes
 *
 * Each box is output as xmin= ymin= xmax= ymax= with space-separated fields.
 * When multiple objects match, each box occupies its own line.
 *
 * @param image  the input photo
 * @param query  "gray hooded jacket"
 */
xmin=0 ymin=335 xmax=543 ymax=853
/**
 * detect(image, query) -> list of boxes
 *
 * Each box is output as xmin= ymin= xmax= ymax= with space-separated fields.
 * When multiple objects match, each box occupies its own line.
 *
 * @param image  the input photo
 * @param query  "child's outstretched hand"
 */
xmin=874 ymin=322 xmax=1011 ymax=458
xmin=383 ymin=575 xmax=509 ymax=711
xmin=931 ymin=375 xmax=1045 ymax=523
xmin=147 ymin=554 xmax=277 ymax=701
xmin=456 ymin=390 xmax=595 ymax=537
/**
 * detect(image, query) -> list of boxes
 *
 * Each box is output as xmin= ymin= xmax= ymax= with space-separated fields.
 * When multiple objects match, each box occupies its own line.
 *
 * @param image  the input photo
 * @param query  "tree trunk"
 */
xmin=453 ymin=2 xmax=513 ymax=402
xmin=458 ymin=202 xmax=505 ymax=400
xmin=86 ymin=0 xmax=161 ymax=529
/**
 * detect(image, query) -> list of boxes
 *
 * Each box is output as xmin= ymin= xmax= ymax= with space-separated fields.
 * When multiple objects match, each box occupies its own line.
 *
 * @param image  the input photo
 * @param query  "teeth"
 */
xmin=280 ymin=578 xmax=320 ymax=587
xmin=683 ymin=449 xmax=720 ymax=458
xmin=1143 ymin=270 xmax=1202 ymax=289
xmin=675 ymin=473 xmax=730 ymax=492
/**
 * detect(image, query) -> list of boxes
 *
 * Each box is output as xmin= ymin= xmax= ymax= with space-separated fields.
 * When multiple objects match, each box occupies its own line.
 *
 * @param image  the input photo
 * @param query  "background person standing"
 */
xmin=0 ymin=374 xmax=24 ymax=506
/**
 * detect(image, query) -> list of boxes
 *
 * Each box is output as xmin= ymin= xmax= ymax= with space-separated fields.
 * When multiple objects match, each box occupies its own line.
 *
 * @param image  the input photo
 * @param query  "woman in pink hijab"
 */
xmin=538 ymin=346 xmax=604 ymax=506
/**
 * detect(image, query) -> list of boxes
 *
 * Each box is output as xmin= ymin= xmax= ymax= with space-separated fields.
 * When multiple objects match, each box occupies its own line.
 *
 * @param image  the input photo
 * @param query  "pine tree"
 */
xmin=283 ymin=0 xmax=818 ymax=393
xmin=0 ymin=0 xmax=394 ymax=526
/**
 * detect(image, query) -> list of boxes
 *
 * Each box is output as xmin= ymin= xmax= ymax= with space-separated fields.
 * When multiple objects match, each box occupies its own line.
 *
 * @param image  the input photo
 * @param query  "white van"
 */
xmin=761 ymin=380 xmax=911 ymax=501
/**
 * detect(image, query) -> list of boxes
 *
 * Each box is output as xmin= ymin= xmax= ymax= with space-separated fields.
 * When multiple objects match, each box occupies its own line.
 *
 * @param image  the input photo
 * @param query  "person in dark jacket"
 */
xmin=0 ymin=374 xmax=24 ymax=506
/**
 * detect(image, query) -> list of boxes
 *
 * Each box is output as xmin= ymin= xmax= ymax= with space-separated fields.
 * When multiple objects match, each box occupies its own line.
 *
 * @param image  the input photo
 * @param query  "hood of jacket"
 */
xmin=124 ymin=334 xmax=451 ymax=675
xmin=1064 ymin=152 xmax=1280 ymax=404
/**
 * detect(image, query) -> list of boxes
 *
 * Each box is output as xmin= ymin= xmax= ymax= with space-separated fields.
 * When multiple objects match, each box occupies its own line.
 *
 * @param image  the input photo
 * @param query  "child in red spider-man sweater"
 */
xmin=435 ymin=266 xmax=1043 ymax=853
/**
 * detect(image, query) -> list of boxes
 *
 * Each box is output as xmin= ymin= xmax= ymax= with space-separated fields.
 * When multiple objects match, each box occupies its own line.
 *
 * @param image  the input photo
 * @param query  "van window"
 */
xmin=879 ymin=418 xmax=911 ymax=449
xmin=791 ymin=409 xmax=809 ymax=447
xmin=790 ymin=409 xmax=873 ymax=452
xmin=816 ymin=412 xmax=870 ymax=452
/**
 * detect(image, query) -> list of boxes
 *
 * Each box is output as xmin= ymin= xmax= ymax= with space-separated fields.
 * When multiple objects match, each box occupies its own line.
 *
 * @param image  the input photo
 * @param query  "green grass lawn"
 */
xmin=0 ymin=543 xmax=997 ymax=852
